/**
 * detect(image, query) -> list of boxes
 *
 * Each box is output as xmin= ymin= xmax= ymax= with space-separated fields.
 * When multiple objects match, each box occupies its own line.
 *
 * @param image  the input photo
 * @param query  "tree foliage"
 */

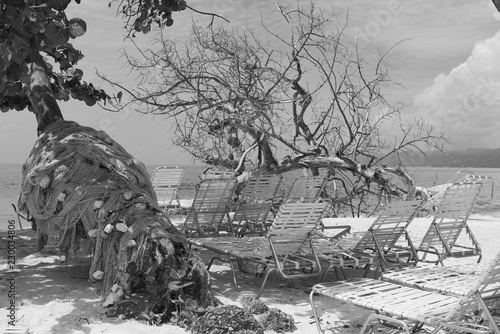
xmin=0 ymin=0 xmax=105 ymax=113
xmin=104 ymin=5 xmax=445 ymax=215
xmin=0 ymin=0 xmax=191 ymax=133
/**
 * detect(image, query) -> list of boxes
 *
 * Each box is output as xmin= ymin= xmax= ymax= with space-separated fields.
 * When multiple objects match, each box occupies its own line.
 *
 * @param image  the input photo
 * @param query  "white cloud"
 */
xmin=413 ymin=29 xmax=500 ymax=149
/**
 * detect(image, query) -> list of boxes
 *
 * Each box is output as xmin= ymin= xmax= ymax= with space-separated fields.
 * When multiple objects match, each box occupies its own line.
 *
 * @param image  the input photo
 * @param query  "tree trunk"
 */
xmin=27 ymin=51 xmax=64 ymax=135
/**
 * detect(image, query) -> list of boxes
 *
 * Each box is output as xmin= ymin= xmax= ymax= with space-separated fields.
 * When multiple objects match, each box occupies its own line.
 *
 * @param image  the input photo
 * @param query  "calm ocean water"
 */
xmin=1 ymin=163 xmax=499 ymax=231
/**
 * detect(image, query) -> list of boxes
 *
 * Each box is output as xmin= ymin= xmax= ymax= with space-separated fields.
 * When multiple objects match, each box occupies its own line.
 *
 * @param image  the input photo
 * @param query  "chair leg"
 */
xmin=319 ymin=265 xmax=347 ymax=282
xmin=359 ymin=314 xmax=411 ymax=334
xmin=363 ymin=263 xmax=373 ymax=278
xmin=319 ymin=266 xmax=330 ymax=282
xmin=336 ymin=266 xmax=348 ymax=280
xmin=309 ymin=289 xmax=326 ymax=334
xmin=256 ymin=267 xmax=276 ymax=299
xmin=206 ymin=256 xmax=239 ymax=292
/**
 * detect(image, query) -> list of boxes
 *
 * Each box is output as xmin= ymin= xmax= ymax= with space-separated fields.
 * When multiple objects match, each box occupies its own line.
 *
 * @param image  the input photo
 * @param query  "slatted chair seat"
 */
xmin=181 ymin=178 xmax=237 ymax=237
xmin=310 ymin=251 xmax=500 ymax=334
xmin=150 ymin=166 xmax=185 ymax=209
xmin=382 ymin=263 xmax=497 ymax=297
xmin=416 ymin=182 xmax=483 ymax=265
xmin=189 ymin=201 xmax=332 ymax=299
xmin=305 ymin=198 xmax=424 ymax=280
xmin=231 ymin=174 xmax=283 ymax=236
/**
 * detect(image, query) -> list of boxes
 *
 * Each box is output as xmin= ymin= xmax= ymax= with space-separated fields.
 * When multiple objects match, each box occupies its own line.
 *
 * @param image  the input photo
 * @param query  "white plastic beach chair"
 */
xmin=310 ymin=250 xmax=500 ymax=334
xmin=415 ymin=182 xmax=483 ymax=265
xmin=189 ymin=201 xmax=331 ymax=299
xmin=150 ymin=166 xmax=184 ymax=209
xmin=307 ymin=197 xmax=424 ymax=281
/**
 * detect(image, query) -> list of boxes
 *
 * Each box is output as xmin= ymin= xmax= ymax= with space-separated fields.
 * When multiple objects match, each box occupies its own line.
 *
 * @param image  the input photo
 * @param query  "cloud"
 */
xmin=413 ymin=29 xmax=500 ymax=149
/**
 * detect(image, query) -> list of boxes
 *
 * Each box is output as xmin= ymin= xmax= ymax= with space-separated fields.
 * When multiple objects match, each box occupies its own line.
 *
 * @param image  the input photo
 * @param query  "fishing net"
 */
xmin=17 ymin=120 xmax=211 ymax=306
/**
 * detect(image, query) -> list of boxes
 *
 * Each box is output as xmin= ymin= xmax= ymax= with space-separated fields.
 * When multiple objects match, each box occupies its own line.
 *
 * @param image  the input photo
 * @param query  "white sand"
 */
xmin=0 ymin=214 xmax=498 ymax=334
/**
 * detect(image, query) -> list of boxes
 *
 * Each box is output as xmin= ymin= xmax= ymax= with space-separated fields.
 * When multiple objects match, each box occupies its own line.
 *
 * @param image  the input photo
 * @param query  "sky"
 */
xmin=2 ymin=0 xmax=500 ymax=165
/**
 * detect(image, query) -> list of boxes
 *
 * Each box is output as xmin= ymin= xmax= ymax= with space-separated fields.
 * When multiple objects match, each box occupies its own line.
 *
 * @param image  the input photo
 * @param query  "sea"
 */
xmin=1 ymin=163 xmax=499 ymax=231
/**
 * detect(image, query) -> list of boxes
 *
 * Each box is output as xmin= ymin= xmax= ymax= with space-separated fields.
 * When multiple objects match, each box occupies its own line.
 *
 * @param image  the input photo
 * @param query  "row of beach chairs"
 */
xmin=151 ymin=166 xmax=499 ymax=333
xmin=309 ymin=181 xmax=499 ymax=333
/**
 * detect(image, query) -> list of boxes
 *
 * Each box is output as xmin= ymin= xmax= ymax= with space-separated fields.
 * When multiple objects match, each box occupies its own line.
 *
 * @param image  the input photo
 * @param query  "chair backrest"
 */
xmin=445 ymin=250 xmax=500 ymax=332
xmin=150 ymin=166 xmax=185 ymax=205
xmin=352 ymin=198 xmax=424 ymax=253
xmin=185 ymin=178 xmax=237 ymax=230
xmin=418 ymin=182 xmax=482 ymax=252
xmin=286 ymin=175 xmax=329 ymax=202
xmin=426 ymin=172 xmax=492 ymax=205
xmin=151 ymin=166 xmax=184 ymax=188
xmin=252 ymin=201 xmax=331 ymax=258
xmin=239 ymin=174 xmax=283 ymax=201
xmin=232 ymin=174 xmax=283 ymax=222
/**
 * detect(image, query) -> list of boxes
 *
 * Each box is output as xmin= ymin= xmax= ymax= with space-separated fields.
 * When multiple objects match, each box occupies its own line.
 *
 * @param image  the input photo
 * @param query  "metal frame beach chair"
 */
xmin=181 ymin=178 xmax=237 ymax=237
xmin=231 ymin=174 xmax=284 ymax=237
xmin=310 ymin=250 xmax=500 ymax=334
xmin=189 ymin=201 xmax=331 ymax=299
xmin=415 ymin=182 xmax=483 ymax=265
xmin=150 ymin=166 xmax=185 ymax=209
xmin=309 ymin=197 xmax=424 ymax=281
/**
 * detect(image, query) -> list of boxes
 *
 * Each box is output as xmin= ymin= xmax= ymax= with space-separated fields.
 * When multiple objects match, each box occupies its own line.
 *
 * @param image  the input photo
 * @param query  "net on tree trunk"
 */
xmin=17 ymin=120 xmax=202 ymax=300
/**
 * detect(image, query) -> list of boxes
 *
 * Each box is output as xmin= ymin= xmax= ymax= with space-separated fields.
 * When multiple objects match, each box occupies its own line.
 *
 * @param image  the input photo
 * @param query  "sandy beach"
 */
xmin=1 ymin=213 xmax=499 ymax=334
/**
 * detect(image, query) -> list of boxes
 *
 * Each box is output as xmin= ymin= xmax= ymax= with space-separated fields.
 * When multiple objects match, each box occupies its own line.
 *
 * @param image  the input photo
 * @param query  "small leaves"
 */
xmin=48 ymin=0 xmax=71 ymax=11
xmin=168 ymin=280 xmax=194 ymax=291
xmin=45 ymin=21 xmax=70 ymax=46
xmin=170 ymin=268 xmax=186 ymax=279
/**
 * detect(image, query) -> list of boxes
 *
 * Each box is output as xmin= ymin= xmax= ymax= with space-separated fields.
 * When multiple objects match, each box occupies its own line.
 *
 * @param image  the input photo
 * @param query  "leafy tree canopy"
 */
xmin=0 ymin=0 xmax=189 ymax=118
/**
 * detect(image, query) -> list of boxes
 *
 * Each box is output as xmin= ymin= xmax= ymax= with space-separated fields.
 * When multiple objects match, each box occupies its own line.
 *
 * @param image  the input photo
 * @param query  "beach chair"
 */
xmin=150 ymin=166 xmax=184 ymax=209
xmin=309 ymin=250 xmax=500 ymax=334
xmin=309 ymin=197 xmax=424 ymax=281
xmin=421 ymin=171 xmax=493 ymax=213
xmin=181 ymin=178 xmax=237 ymax=237
xmin=415 ymin=182 xmax=483 ymax=265
xmin=231 ymin=174 xmax=284 ymax=236
xmin=188 ymin=201 xmax=331 ymax=299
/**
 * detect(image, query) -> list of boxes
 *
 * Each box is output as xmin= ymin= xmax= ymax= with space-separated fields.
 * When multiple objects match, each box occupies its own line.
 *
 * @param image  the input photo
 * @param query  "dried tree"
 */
xmin=103 ymin=5 xmax=445 ymax=216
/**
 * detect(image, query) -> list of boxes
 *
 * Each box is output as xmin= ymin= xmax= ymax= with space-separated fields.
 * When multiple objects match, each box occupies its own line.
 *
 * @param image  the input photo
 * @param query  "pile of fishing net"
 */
xmin=17 ymin=119 xmax=216 ymax=322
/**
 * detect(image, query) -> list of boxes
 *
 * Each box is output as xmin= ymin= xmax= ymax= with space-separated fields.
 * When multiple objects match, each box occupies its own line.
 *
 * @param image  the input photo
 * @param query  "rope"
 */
xmin=17 ymin=120 xmax=186 ymax=294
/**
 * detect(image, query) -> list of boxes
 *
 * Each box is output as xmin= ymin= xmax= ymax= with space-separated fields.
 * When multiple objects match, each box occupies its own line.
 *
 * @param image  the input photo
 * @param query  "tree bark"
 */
xmin=28 ymin=51 xmax=64 ymax=135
